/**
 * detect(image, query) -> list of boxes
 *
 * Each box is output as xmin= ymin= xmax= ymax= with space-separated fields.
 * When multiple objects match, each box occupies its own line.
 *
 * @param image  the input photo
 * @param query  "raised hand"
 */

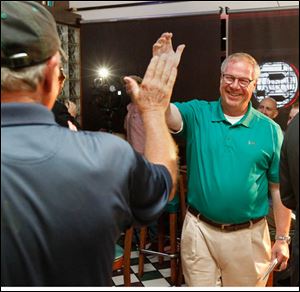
xmin=67 ymin=120 xmax=78 ymax=131
xmin=152 ymin=32 xmax=184 ymax=68
xmin=123 ymin=38 xmax=185 ymax=114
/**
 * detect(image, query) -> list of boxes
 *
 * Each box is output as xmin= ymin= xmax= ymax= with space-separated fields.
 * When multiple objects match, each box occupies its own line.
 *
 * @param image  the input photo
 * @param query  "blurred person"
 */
xmin=124 ymin=75 xmax=144 ymax=154
xmin=280 ymin=113 xmax=299 ymax=287
xmin=257 ymin=96 xmax=296 ymax=287
xmin=52 ymin=67 xmax=81 ymax=130
xmin=287 ymin=102 xmax=299 ymax=126
xmin=256 ymin=97 xmax=279 ymax=242
xmin=153 ymin=33 xmax=291 ymax=286
xmin=257 ymin=96 xmax=278 ymax=120
xmin=1 ymin=1 xmax=185 ymax=286
xmin=65 ymin=99 xmax=78 ymax=119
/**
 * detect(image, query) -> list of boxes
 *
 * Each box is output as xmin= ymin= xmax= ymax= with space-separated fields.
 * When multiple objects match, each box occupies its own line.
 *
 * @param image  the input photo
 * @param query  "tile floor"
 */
xmin=112 ymin=245 xmax=185 ymax=287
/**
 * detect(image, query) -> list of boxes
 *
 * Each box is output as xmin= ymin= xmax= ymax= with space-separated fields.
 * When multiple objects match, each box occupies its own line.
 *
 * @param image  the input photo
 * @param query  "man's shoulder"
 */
xmin=77 ymin=130 xmax=131 ymax=149
xmin=174 ymin=98 xmax=215 ymax=111
xmin=251 ymin=108 xmax=282 ymax=130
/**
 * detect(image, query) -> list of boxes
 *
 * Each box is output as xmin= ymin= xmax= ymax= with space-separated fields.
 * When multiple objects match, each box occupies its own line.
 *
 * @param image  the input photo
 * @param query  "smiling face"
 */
xmin=220 ymin=58 xmax=257 ymax=116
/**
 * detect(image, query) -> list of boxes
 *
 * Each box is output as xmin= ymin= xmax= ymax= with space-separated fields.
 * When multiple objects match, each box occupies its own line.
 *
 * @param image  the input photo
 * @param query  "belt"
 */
xmin=188 ymin=206 xmax=265 ymax=232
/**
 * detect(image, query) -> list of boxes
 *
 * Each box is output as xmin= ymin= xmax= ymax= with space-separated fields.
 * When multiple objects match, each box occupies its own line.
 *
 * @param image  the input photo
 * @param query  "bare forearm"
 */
xmin=166 ymin=103 xmax=182 ymax=132
xmin=273 ymin=198 xmax=292 ymax=236
xmin=270 ymin=184 xmax=292 ymax=236
xmin=142 ymin=110 xmax=178 ymax=199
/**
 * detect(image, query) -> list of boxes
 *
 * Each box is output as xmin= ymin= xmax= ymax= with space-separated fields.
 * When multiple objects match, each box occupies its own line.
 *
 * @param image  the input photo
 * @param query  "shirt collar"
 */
xmin=211 ymin=98 xmax=255 ymax=128
xmin=1 ymin=102 xmax=56 ymax=127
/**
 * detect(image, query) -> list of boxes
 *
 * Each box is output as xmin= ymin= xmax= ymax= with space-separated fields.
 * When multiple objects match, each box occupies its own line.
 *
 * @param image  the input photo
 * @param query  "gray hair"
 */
xmin=261 ymin=97 xmax=278 ymax=108
xmin=1 ymin=62 xmax=47 ymax=92
xmin=221 ymin=53 xmax=261 ymax=80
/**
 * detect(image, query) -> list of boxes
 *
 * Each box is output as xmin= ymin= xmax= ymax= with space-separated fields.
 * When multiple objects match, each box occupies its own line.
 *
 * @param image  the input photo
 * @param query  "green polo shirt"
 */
xmin=174 ymin=99 xmax=283 ymax=223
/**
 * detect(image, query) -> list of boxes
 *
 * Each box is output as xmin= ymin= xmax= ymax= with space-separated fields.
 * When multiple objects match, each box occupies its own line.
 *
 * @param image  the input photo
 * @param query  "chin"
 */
xmin=225 ymin=97 xmax=240 ymax=106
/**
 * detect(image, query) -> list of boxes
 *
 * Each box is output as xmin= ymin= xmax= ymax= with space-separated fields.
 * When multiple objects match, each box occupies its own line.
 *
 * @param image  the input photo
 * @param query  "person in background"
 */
xmin=153 ymin=32 xmax=291 ymax=286
xmin=1 ymin=1 xmax=185 ymax=286
xmin=257 ymin=96 xmax=296 ymax=286
xmin=65 ymin=99 xmax=79 ymax=119
xmin=280 ymin=113 xmax=299 ymax=287
xmin=124 ymin=74 xmax=162 ymax=246
xmin=124 ymin=75 xmax=144 ymax=154
xmin=257 ymin=96 xmax=278 ymax=120
xmin=287 ymin=101 xmax=299 ymax=126
xmin=256 ymin=97 xmax=279 ymax=241
xmin=52 ymin=67 xmax=81 ymax=131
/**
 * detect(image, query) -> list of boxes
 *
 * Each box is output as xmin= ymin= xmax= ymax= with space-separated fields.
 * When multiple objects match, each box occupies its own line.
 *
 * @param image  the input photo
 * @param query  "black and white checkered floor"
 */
xmin=112 ymin=245 xmax=185 ymax=287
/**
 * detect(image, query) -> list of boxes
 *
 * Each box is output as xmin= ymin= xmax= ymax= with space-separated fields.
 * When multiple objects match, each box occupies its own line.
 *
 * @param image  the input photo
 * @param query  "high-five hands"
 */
xmin=153 ymin=32 xmax=183 ymax=68
xmin=124 ymin=33 xmax=185 ymax=113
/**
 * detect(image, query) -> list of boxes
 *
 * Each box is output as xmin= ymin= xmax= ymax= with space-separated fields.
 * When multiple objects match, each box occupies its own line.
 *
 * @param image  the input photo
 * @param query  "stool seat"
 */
xmin=165 ymin=193 xmax=179 ymax=213
xmin=115 ymin=244 xmax=124 ymax=259
xmin=113 ymin=244 xmax=124 ymax=271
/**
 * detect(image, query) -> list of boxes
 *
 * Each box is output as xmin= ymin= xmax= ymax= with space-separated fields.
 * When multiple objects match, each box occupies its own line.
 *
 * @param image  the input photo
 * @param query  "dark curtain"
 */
xmin=80 ymin=13 xmax=221 ymax=132
xmin=228 ymin=9 xmax=299 ymax=130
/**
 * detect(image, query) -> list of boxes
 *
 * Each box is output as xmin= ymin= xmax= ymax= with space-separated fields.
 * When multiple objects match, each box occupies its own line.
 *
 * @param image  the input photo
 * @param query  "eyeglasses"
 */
xmin=222 ymin=73 xmax=253 ymax=88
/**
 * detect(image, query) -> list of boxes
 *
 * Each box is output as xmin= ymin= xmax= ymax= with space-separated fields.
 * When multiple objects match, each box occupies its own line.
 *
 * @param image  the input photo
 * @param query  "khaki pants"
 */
xmin=181 ymin=211 xmax=271 ymax=286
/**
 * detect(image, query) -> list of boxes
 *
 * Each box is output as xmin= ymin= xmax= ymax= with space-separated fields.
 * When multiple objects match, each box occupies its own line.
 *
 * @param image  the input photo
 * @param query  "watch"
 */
xmin=275 ymin=235 xmax=291 ymax=244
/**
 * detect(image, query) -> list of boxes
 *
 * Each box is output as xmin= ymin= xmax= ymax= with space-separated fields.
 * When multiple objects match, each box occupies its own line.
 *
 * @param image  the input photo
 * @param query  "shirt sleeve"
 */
xmin=128 ymin=151 xmax=172 ymax=226
xmin=280 ymin=115 xmax=299 ymax=210
xmin=267 ymin=123 xmax=284 ymax=183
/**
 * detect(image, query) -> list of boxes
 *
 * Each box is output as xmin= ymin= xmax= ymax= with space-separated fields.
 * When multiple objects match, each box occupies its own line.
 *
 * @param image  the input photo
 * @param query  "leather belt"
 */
xmin=188 ymin=206 xmax=265 ymax=232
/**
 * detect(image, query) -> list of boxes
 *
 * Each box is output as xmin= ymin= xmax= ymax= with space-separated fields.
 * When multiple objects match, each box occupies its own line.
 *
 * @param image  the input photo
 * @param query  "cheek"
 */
xmin=220 ymin=83 xmax=226 ymax=94
xmin=244 ymin=87 xmax=254 ymax=99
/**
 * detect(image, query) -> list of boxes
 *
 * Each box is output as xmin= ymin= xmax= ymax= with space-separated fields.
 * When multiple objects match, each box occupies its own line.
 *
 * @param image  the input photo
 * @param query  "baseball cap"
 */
xmin=1 ymin=1 xmax=63 ymax=69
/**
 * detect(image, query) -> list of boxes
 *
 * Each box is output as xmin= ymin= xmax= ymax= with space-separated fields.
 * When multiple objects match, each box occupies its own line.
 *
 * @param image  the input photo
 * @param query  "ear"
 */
xmin=41 ymin=52 xmax=60 ymax=109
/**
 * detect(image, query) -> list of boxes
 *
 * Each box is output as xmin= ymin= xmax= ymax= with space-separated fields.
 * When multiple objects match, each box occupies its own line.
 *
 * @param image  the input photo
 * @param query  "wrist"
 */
xmin=275 ymin=235 xmax=291 ymax=244
xmin=141 ymin=110 xmax=165 ymax=122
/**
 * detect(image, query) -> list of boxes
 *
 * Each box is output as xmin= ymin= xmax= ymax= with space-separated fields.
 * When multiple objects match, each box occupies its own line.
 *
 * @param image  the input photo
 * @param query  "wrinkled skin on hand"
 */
xmin=124 ymin=32 xmax=185 ymax=114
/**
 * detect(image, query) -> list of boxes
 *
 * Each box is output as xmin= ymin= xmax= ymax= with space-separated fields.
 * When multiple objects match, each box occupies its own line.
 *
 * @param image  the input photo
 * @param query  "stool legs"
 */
xmin=138 ymin=213 xmax=179 ymax=286
xmin=123 ymin=227 xmax=133 ymax=286
xmin=158 ymin=216 xmax=165 ymax=264
xmin=138 ymin=226 xmax=147 ymax=277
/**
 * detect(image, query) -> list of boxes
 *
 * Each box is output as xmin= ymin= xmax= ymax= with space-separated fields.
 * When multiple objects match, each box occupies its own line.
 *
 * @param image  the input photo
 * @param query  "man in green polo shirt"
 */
xmin=153 ymin=33 xmax=292 ymax=287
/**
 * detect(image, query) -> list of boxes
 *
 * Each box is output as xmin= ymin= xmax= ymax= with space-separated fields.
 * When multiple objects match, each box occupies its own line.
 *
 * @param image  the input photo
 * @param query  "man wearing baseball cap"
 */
xmin=1 ymin=1 xmax=185 ymax=286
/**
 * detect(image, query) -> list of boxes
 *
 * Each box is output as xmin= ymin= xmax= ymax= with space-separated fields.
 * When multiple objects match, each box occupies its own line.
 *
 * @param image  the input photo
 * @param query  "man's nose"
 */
xmin=229 ymin=79 xmax=240 ymax=89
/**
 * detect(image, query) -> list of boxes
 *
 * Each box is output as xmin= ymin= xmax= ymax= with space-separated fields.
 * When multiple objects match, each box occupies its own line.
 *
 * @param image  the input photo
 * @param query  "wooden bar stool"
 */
xmin=113 ymin=227 xmax=133 ymax=286
xmin=138 ymin=195 xmax=180 ymax=285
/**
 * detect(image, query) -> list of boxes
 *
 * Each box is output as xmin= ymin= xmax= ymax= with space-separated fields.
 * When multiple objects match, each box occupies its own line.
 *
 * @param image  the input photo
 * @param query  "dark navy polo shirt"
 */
xmin=1 ymin=103 xmax=172 ymax=286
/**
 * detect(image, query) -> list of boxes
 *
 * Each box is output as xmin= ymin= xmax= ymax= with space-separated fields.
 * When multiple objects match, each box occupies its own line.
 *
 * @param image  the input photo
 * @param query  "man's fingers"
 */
xmin=152 ymin=54 xmax=167 ymax=81
xmin=152 ymin=43 xmax=162 ymax=56
xmin=67 ymin=121 xmax=78 ymax=132
xmin=166 ymin=67 xmax=178 ymax=94
xmin=123 ymin=76 xmax=140 ymax=99
xmin=143 ymin=55 xmax=159 ymax=83
xmin=176 ymin=44 xmax=185 ymax=57
xmin=174 ymin=44 xmax=185 ymax=66
xmin=160 ymin=54 xmax=175 ymax=85
xmin=149 ymin=42 xmax=185 ymax=86
xmin=161 ymin=44 xmax=185 ymax=83
xmin=153 ymin=32 xmax=174 ymax=56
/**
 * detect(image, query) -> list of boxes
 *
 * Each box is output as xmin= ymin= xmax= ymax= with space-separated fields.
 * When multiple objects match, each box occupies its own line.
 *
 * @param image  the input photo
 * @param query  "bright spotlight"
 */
xmin=98 ymin=67 xmax=110 ymax=79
